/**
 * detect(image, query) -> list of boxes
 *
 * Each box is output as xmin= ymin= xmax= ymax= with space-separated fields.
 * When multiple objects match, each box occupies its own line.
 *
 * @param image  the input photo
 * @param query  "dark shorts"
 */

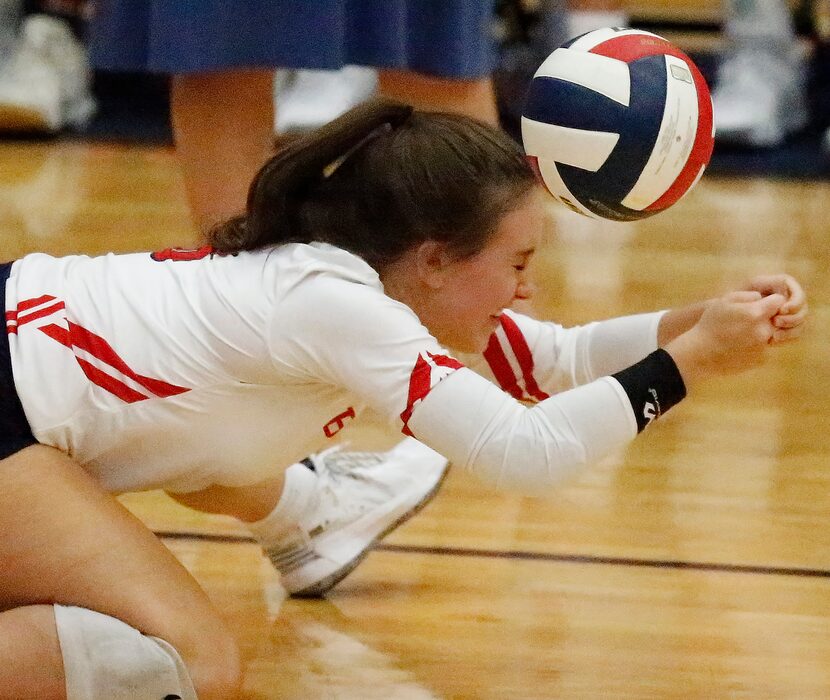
xmin=0 ymin=262 xmax=37 ymax=460
xmin=88 ymin=0 xmax=496 ymax=77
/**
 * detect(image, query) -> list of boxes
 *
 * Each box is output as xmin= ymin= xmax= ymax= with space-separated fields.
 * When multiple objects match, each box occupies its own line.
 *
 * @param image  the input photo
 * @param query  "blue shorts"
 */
xmin=0 ymin=262 xmax=37 ymax=460
xmin=88 ymin=0 xmax=497 ymax=77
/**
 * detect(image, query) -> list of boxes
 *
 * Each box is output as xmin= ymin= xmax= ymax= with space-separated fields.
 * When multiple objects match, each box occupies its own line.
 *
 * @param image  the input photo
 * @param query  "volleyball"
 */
xmin=521 ymin=27 xmax=714 ymax=221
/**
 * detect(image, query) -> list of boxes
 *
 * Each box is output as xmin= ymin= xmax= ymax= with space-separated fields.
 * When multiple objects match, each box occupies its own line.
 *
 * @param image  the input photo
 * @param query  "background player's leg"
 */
xmin=377 ymin=70 xmax=499 ymax=126
xmin=170 ymin=69 xmax=275 ymax=234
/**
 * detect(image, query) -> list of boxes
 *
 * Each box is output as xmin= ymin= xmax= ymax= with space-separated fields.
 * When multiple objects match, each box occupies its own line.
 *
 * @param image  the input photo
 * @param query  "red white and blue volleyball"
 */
xmin=521 ymin=28 xmax=714 ymax=221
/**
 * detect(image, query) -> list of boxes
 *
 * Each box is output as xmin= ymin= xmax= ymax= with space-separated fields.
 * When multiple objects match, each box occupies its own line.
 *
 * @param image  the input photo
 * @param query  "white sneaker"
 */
xmin=0 ymin=14 xmax=96 ymax=132
xmin=712 ymin=45 xmax=808 ymax=147
xmin=275 ymin=65 xmax=377 ymax=134
xmin=265 ymin=438 xmax=449 ymax=597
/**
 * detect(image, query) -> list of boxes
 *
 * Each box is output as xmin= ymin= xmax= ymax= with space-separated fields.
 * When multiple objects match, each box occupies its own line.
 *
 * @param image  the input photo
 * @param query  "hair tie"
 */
xmin=323 ymin=122 xmax=394 ymax=178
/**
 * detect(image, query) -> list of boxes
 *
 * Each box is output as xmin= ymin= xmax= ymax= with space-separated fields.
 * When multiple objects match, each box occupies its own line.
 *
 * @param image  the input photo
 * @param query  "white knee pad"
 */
xmin=54 ymin=605 xmax=198 ymax=700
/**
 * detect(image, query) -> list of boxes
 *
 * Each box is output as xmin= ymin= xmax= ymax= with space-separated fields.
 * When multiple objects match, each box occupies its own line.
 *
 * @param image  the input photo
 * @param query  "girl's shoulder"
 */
xmin=268 ymin=242 xmax=381 ymax=289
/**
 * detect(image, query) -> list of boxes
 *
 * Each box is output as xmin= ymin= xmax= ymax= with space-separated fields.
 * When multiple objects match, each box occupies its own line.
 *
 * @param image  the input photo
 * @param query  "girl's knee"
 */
xmin=54 ymin=605 xmax=242 ymax=700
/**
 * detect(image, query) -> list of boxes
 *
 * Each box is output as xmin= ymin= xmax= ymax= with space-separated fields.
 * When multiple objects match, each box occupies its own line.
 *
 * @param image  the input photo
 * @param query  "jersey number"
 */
xmin=323 ymin=407 xmax=355 ymax=438
xmin=150 ymin=245 xmax=226 ymax=262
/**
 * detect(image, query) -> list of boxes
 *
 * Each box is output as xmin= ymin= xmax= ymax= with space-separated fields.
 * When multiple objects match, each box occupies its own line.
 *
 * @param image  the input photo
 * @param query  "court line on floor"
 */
xmin=155 ymin=530 xmax=830 ymax=580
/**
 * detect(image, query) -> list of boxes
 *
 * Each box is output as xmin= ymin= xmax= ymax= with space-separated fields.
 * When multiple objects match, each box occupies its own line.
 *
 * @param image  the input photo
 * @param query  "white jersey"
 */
xmin=5 ymin=243 xmax=663 ymax=494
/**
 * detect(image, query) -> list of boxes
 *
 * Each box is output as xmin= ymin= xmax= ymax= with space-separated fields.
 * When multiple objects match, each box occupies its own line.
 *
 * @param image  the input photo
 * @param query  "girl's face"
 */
xmin=417 ymin=191 xmax=546 ymax=353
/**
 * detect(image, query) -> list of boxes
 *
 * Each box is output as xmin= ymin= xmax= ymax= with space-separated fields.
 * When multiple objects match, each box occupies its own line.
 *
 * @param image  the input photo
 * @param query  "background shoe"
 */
xmin=265 ymin=438 xmax=449 ymax=597
xmin=0 ymin=14 xmax=96 ymax=132
xmin=274 ymin=65 xmax=377 ymax=134
xmin=712 ymin=45 xmax=808 ymax=147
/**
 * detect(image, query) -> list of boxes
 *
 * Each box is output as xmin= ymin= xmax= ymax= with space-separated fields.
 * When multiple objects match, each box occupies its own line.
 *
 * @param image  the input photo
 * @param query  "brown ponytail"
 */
xmin=207 ymin=100 xmax=413 ymax=252
xmin=208 ymin=98 xmax=537 ymax=268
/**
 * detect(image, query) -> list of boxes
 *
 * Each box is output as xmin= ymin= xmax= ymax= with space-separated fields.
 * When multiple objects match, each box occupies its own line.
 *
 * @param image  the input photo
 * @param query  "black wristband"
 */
xmin=612 ymin=348 xmax=687 ymax=433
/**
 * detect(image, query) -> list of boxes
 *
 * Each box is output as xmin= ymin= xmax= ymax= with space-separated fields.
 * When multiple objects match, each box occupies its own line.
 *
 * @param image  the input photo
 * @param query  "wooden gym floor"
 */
xmin=2 ymin=140 xmax=829 ymax=698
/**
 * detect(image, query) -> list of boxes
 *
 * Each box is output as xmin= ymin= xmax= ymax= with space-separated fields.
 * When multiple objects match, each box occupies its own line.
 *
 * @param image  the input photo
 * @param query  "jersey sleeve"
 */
xmin=477 ymin=308 xmax=666 ymax=401
xmin=270 ymin=276 xmax=679 ymax=496
xmin=408 ymin=367 xmax=638 ymax=493
xmin=267 ymin=274 xmax=461 ymax=433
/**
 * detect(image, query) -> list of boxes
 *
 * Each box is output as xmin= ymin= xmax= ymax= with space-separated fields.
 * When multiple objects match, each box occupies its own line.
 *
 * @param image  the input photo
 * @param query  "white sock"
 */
xmin=567 ymin=10 xmax=629 ymax=40
xmin=724 ymin=0 xmax=795 ymax=46
xmin=247 ymin=462 xmax=319 ymax=549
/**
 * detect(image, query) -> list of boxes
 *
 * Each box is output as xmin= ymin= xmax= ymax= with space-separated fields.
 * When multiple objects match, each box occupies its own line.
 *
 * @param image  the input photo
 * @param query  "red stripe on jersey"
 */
xmin=483 ymin=333 xmax=525 ymax=400
xmin=429 ymin=353 xmax=464 ymax=372
xmin=16 ymin=294 xmax=57 ymax=313
xmin=401 ymin=354 xmax=432 ymax=437
xmin=150 ymin=245 xmax=215 ymax=262
xmin=400 ymin=352 xmax=463 ymax=437
xmin=66 ymin=322 xmax=189 ymax=398
xmin=499 ymin=314 xmax=550 ymax=402
xmin=7 ymin=295 xmax=62 ymax=333
xmin=16 ymin=301 xmax=66 ymax=328
xmin=38 ymin=323 xmax=71 ymax=347
xmin=75 ymin=358 xmax=149 ymax=403
xmin=38 ymin=321 xmax=189 ymax=403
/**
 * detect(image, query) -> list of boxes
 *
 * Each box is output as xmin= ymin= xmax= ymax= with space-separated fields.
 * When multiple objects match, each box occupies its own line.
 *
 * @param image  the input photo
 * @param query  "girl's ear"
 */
xmin=414 ymin=240 xmax=454 ymax=290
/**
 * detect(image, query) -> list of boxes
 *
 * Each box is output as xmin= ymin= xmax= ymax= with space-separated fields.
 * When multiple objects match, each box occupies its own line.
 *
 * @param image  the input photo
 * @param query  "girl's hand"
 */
xmin=741 ymin=274 xmax=807 ymax=343
xmin=665 ymin=291 xmax=786 ymax=386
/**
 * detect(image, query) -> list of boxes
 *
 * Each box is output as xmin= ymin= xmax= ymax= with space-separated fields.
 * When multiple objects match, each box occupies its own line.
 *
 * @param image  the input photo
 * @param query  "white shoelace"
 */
xmin=309 ymin=446 xmax=394 ymax=528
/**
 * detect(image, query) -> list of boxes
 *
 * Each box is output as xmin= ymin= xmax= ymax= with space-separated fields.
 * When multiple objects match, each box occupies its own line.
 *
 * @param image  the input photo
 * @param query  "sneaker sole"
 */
xmin=288 ymin=461 xmax=451 ymax=598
